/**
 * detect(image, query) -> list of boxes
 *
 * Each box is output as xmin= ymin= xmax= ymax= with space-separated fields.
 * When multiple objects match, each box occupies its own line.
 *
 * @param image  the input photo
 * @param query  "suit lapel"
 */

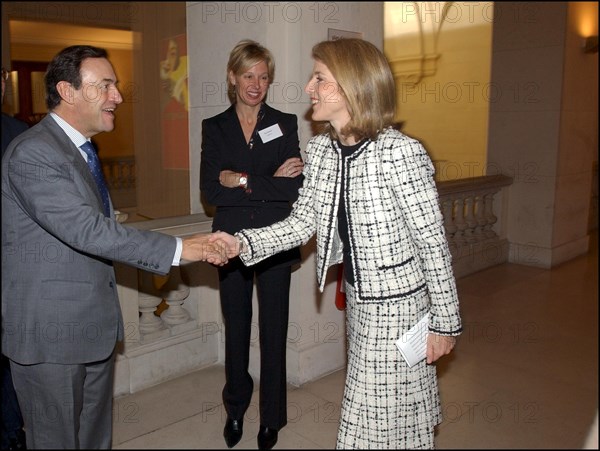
xmin=40 ymin=116 xmax=112 ymax=216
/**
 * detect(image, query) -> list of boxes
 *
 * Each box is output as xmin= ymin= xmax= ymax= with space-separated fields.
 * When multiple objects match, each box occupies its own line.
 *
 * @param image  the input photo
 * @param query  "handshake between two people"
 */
xmin=180 ymin=231 xmax=242 ymax=266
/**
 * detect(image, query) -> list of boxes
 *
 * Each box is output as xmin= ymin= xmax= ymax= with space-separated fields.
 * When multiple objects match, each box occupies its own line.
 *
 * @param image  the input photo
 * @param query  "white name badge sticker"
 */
xmin=258 ymin=124 xmax=283 ymax=143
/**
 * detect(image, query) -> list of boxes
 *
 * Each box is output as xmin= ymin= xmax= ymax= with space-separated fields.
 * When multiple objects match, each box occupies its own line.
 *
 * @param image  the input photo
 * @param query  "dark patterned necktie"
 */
xmin=80 ymin=141 xmax=110 ymax=216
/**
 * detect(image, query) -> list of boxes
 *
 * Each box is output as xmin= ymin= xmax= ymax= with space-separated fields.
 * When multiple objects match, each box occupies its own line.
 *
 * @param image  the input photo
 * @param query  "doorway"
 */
xmin=11 ymin=60 xmax=49 ymax=126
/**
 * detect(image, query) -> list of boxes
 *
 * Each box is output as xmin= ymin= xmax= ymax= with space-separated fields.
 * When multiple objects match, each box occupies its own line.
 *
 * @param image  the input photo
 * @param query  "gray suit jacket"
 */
xmin=1 ymin=115 xmax=177 ymax=365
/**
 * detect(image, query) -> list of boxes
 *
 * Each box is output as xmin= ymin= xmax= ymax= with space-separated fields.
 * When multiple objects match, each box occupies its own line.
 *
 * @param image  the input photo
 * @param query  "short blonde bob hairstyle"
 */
xmin=311 ymin=38 xmax=396 ymax=141
xmin=226 ymin=39 xmax=275 ymax=104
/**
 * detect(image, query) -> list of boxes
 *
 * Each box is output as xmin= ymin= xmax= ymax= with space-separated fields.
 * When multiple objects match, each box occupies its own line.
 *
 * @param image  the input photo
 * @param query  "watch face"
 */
xmin=240 ymin=176 xmax=248 ymax=185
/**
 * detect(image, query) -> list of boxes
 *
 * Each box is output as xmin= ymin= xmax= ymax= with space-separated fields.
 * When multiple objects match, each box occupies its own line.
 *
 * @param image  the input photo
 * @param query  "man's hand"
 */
xmin=209 ymin=231 xmax=240 ymax=259
xmin=181 ymin=233 xmax=228 ymax=266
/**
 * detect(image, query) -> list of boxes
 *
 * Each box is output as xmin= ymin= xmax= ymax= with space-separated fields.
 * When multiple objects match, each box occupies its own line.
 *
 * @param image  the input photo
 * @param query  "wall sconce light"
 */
xmin=583 ymin=35 xmax=598 ymax=54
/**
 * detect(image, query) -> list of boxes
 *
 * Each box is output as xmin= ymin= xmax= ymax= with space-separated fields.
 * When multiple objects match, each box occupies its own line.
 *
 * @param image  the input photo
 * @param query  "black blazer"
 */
xmin=200 ymin=103 xmax=302 ymax=268
xmin=1 ymin=113 xmax=29 ymax=156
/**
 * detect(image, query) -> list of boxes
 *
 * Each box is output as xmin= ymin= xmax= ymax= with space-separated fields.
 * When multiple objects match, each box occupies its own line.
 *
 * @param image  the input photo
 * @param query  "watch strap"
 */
xmin=239 ymin=172 xmax=248 ymax=189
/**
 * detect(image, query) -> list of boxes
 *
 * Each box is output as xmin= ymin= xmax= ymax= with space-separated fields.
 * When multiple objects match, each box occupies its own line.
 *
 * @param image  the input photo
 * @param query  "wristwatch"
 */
xmin=239 ymin=172 xmax=248 ymax=189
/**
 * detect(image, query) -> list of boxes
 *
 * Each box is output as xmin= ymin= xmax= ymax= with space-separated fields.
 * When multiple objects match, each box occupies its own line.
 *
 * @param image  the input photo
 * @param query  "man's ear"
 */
xmin=56 ymin=81 xmax=74 ymax=105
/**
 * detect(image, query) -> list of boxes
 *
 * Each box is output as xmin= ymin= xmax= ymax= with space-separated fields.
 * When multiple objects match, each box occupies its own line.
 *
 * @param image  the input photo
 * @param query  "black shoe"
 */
xmin=223 ymin=417 xmax=243 ymax=448
xmin=257 ymin=425 xmax=278 ymax=450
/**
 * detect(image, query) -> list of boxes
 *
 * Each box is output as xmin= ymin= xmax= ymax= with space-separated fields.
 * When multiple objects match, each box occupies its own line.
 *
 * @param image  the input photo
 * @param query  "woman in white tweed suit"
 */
xmin=212 ymin=38 xmax=462 ymax=449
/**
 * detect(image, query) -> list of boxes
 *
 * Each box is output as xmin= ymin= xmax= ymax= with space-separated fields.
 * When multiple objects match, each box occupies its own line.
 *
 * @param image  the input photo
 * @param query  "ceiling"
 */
xmin=10 ymin=20 xmax=133 ymax=50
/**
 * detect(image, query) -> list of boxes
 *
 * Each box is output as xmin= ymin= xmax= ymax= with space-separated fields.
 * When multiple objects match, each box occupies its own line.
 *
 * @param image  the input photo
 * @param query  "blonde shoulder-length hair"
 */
xmin=311 ymin=38 xmax=396 ymax=141
xmin=226 ymin=39 xmax=275 ymax=104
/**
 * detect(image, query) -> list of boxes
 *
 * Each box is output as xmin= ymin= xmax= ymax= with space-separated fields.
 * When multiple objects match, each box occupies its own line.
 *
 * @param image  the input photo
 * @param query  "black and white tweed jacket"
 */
xmin=239 ymin=127 xmax=461 ymax=335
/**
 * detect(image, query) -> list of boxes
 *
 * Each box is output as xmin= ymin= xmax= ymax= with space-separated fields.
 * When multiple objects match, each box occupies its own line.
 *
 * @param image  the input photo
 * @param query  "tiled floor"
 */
xmin=112 ymin=232 xmax=598 ymax=449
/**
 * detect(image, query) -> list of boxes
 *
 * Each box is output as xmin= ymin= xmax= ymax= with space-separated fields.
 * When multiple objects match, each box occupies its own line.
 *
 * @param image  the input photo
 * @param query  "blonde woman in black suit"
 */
xmin=212 ymin=38 xmax=462 ymax=449
xmin=200 ymin=40 xmax=304 ymax=450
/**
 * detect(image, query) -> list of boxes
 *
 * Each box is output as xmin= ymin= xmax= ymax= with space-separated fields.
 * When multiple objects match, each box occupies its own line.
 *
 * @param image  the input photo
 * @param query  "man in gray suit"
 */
xmin=1 ymin=45 xmax=226 ymax=449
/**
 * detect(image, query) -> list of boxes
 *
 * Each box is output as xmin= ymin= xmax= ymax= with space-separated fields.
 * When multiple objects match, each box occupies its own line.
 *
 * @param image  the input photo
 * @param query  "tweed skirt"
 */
xmin=336 ymin=283 xmax=442 ymax=449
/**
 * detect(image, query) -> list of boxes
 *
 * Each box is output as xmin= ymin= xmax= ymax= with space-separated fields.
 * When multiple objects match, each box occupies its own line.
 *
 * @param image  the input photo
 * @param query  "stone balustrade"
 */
xmin=101 ymin=156 xmax=136 ymax=189
xmin=113 ymin=214 xmax=219 ymax=396
xmin=436 ymin=174 xmax=513 ymax=278
xmin=101 ymin=156 xmax=136 ymax=208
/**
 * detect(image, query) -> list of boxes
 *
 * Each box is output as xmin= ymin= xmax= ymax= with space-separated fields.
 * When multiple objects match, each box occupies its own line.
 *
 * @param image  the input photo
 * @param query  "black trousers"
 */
xmin=218 ymin=259 xmax=291 ymax=430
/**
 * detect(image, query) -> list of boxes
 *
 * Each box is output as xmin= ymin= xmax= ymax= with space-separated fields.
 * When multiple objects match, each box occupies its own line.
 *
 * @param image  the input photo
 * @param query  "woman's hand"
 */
xmin=426 ymin=333 xmax=457 ymax=364
xmin=274 ymin=157 xmax=304 ymax=178
xmin=219 ymin=170 xmax=243 ymax=188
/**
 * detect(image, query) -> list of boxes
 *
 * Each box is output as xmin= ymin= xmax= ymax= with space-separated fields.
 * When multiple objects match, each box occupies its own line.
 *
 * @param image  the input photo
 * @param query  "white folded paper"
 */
xmin=395 ymin=313 xmax=429 ymax=367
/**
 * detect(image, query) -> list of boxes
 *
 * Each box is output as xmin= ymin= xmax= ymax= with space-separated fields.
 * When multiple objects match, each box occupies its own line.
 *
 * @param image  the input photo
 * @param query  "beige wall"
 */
xmin=384 ymin=2 xmax=493 ymax=181
xmin=129 ymin=2 xmax=190 ymax=219
xmin=488 ymin=2 xmax=597 ymax=267
xmin=555 ymin=2 xmax=598 ymax=247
